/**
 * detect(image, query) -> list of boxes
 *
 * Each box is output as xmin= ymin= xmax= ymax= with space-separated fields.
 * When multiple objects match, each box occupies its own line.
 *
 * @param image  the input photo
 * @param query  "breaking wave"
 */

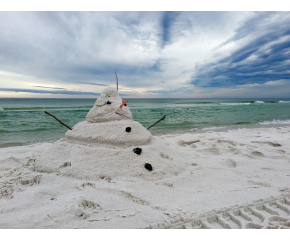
xmin=201 ymin=126 xmax=228 ymax=131
xmin=220 ymin=103 xmax=251 ymax=106
xmin=258 ymin=119 xmax=290 ymax=125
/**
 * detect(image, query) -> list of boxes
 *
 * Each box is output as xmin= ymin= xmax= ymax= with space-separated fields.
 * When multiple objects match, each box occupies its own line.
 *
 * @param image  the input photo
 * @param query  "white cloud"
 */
xmin=0 ymin=11 xmax=289 ymax=98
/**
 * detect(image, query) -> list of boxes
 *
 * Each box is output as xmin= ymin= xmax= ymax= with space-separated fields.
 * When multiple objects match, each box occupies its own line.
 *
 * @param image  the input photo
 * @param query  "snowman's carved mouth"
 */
xmin=96 ymin=103 xmax=106 ymax=107
xmin=115 ymin=109 xmax=132 ymax=120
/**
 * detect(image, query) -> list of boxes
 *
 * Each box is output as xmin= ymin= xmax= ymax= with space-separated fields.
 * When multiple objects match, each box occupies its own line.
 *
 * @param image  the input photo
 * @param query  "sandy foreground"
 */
xmin=0 ymin=126 xmax=290 ymax=229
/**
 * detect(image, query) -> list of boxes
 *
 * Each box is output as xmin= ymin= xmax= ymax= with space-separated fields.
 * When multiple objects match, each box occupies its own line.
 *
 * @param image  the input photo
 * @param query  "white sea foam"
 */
xmin=0 ymin=107 xmax=3 ymax=111
xmin=279 ymin=101 xmax=290 ymax=103
xmin=201 ymin=126 xmax=228 ymax=131
xmin=255 ymin=101 xmax=264 ymax=104
xmin=220 ymin=103 xmax=251 ymax=106
xmin=258 ymin=119 xmax=290 ymax=125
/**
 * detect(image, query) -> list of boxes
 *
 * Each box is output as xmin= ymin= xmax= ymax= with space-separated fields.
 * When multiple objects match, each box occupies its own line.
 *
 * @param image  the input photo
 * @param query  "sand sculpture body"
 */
xmin=35 ymin=87 xmax=185 ymax=181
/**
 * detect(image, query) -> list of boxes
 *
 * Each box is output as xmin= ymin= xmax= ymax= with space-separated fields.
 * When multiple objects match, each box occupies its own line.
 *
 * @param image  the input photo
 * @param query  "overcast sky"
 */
xmin=0 ymin=10 xmax=290 ymax=98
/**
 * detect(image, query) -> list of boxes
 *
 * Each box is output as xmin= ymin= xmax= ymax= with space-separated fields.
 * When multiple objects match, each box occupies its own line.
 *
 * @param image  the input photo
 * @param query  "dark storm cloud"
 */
xmin=149 ymin=59 xmax=162 ymax=72
xmin=79 ymin=82 xmax=109 ymax=86
xmin=160 ymin=11 xmax=180 ymax=47
xmin=146 ymin=85 xmax=195 ymax=95
xmin=191 ymin=12 xmax=290 ymax=88
xmin=0 ymin=88 xmax=100 ymax=95
xmin=33 ymin=86 xmax=66 ymax=90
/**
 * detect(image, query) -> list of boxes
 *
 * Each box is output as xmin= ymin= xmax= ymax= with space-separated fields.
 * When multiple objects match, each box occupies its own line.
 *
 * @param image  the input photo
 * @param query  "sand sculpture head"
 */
xmin=86 ymin=87 xmax=132 ymax=123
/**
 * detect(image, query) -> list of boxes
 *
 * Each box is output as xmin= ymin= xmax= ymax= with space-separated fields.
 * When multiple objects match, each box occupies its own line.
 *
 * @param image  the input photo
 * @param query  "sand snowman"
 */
xmin=35 ymin=87 xmax=185 ymax=181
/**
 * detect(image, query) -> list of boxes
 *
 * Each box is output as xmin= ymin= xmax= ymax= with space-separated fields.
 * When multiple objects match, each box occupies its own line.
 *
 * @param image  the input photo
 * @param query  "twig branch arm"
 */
xmin=44 ymin=111 xmax=72 ymax=130
xmin=147 ymin=115 xmax=166 ymax=130
xmin=115 ymin=72 xmax=118 ymax=91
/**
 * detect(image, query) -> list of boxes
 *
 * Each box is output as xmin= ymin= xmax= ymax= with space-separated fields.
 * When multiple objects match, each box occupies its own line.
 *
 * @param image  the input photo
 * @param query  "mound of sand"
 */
xmin=35 ymin=138 xmax=185 ymax=181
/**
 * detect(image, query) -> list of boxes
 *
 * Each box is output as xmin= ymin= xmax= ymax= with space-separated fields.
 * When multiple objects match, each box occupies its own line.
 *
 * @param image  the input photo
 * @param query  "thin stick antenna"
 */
xmin=115 ymin=72 xmax=118 ymax=91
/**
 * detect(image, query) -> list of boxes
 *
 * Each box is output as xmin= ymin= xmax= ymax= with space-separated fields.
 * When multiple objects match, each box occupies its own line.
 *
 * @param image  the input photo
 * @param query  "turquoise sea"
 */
xmin=0 ymin=98 xmax=290 ymax=148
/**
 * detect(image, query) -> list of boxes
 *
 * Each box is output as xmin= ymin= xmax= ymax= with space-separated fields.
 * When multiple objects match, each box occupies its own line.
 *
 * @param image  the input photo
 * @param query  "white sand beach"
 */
xmin=1 ymin=88 xmax=290 ymax=229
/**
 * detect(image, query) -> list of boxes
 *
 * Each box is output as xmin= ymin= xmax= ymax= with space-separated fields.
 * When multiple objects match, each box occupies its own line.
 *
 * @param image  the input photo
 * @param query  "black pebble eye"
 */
xmin=126 ymin=127 xmax=131 ymax=132
xmin=107 ymin=101 xmax=111 ymax=104
xmin=133 ymin=147 xmax=142 ymax=155
xmin=144 ymin=163 xmax=153 ymax=171
xmin=124 ymin=104 xmax=127 ymax=106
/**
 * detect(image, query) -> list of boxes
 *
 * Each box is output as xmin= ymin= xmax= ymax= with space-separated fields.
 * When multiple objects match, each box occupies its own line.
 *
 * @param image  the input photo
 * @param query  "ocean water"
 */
xmin=0 ymin=98 xmax=290 ymax=148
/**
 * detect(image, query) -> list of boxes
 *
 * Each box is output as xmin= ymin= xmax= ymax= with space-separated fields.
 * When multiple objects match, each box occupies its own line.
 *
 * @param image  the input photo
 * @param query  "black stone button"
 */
xmin=144 ymin=163 xmax=153 ymax=171
xmin=107 ymin=101 xmax=111 ymax=104
xmin=125 ymin=127 xmax=131 ymax=132
xmin=133 ymin=147 xmax=142 ymax=155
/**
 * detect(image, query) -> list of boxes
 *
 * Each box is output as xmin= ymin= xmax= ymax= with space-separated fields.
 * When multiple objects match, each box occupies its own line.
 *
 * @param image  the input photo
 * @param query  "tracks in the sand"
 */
xmin=149 ymin=194 xmax=290 ymax=229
